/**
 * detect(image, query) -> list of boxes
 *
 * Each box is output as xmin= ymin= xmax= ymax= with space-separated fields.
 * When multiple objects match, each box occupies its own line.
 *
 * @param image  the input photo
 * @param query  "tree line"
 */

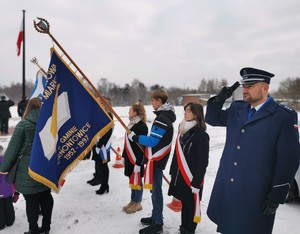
xmin=1 ymin=77 xmax=300 ymax=110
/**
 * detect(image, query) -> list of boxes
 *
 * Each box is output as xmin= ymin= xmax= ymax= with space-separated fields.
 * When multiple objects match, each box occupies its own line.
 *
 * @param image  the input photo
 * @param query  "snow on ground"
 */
xmin=0 ymin=105 xmax=299 ymax=234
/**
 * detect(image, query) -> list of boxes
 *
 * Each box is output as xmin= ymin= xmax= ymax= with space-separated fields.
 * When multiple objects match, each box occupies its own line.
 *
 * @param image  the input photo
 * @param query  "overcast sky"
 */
xmin=1 ymin=0 xmax=300 ymax=93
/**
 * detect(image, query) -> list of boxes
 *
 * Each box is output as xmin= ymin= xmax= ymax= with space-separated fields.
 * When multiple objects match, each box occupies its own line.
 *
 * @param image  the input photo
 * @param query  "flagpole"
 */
xmin=33 ymin=17 xmax=131 ymax=134
xmin=33 ymin=18 xmax=170 ymax=185
xmin=22 ymin=10 xmax=26 ymax=97
xmin=30 ymin=57 xmax=48 ymax=76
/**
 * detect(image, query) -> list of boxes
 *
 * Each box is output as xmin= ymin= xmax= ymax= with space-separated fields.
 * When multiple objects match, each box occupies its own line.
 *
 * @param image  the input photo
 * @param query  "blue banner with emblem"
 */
xmin=29 ymin=48 xmax=114 ymax=192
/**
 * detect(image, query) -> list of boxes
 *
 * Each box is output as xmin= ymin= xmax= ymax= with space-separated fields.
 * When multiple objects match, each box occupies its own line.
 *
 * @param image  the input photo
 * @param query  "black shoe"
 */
xmin=139 ymin=223 xmax=163 ymax=234
xmin=24 ymin=230 xmax=40 ymax=234
xmin=96 ymin=184 xmax=109 ymax=195
xmin=140 ymin=217 xmax=153 ymax=226
xmin=89 ymin=180 xmax=101 ymax=186
xmin=39 ymin=227 xmax=50 ymax=234
xmin=87 ymin=178 xmax=96 ymax=184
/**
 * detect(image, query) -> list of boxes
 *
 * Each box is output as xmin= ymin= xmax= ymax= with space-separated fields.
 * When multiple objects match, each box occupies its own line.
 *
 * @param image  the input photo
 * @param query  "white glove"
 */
xmin=95 ymin=147 xmax=100 ymax=154
xmin=133 ymin=164 xmax=141 ymax=173
xmin=127 ymin=131 xmax=136 ymax=142
xmin=191 ymin=186 xmax=200 ymax=194
xmin=101 ymin=145 xmax=108 ymax=161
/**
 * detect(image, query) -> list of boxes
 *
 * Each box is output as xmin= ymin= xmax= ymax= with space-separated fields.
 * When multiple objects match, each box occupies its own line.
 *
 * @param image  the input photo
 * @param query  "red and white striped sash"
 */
xmin=124 ymin=133 xmax=141 ymax=190
xmin=144 ymin=142 xmax=172 ymax=190
xmin=175 ymin=133 xmax=202 ymax=223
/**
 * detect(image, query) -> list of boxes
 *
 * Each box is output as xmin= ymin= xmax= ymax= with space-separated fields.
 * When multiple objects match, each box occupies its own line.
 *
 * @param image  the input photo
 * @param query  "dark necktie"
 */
xmin=250 ymin=108 xmax=256 ymax=118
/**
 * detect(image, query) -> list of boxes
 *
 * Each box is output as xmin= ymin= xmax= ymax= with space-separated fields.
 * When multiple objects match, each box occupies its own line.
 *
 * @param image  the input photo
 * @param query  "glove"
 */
xmin=214 ymin=81 xmax=240 ymax=102
xmin=95 ymin=147 xmax=100 ymax=154
xmin=13 ymin=192 xmax=20 ymax=203
xmin=261 ymin=200 xmax=279 ymax=215
xmin=191 ymin=186 xmax=200 ymax=194
xmin=133 ymin=164 xmax=141 ymax=173
xmin=127 ymin=131 xmax=136 ymax=142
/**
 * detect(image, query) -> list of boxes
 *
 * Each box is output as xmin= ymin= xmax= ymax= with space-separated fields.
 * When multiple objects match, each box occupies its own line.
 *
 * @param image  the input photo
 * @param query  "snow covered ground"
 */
xmin=0 ymin=105 xmax=299 ymax=234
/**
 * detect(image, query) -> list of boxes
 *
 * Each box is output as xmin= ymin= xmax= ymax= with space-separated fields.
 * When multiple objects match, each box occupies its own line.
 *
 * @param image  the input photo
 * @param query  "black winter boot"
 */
xmin=179 ymin=225 xmax=195 ymax=234
xmin=139 ymin=223 xmax=163 ymax=234
xmin=140 ymin=217 xmax=153 ymax=225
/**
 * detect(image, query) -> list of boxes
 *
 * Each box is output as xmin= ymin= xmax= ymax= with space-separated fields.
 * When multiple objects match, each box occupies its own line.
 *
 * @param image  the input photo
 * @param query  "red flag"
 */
xmin=16 ymin=21 xmax=23 ymax=56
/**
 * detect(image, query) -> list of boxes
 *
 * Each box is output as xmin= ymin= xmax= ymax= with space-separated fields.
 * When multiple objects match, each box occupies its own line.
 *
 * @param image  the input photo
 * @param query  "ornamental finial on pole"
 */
xmin=33 ymin=17 xmax=50 ymax=34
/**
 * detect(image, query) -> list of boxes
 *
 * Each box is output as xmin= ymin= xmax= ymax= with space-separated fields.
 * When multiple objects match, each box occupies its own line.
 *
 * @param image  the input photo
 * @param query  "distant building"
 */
xmin=181 ymin=87 xmax=243 ymax=107
xmin=181 ymin=94 xmax=211 ymax=106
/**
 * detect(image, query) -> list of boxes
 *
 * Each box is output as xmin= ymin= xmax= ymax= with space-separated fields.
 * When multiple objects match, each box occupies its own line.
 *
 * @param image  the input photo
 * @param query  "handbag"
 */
xmin=6 ymin=142 xmax=32 ymax=184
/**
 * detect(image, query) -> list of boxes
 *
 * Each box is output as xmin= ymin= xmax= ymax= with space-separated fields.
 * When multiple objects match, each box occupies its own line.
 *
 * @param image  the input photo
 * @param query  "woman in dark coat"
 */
xmin=0 ymin=98 xmax=54 ymax=234
xmin=95 ymin=98 xmax=114 ymax=195
xmin=168 ymin=102 xmax=209 ymax=234
xmin=122 ymin=102 xmax=148 ymax=214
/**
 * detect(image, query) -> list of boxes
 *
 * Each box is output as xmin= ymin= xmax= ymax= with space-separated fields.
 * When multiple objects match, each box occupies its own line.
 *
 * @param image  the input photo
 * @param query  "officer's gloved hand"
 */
xmin=261 ymin=200 xmax=279 ymax=215
xmin=213 ymin=81 xmax=240 ymax=102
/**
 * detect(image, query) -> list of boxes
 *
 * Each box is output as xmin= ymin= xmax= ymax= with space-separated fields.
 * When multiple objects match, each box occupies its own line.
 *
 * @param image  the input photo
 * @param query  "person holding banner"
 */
xmin=0 ymin=98 xmax=54 ymax=234
xmin=95 ymin=97 xmax=114 ymax=195
xmin=128 ymin=89 xmax=176 ymax=234
xmin=122 ymin=101 xmax=148 ymax=214
xmin=168 ymin=102 xmax=209 ymax=234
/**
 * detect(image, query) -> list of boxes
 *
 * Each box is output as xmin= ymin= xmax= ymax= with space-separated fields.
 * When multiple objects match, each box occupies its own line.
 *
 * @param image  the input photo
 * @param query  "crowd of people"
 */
xmin=0 ymin=66 xmax=299 ymax=234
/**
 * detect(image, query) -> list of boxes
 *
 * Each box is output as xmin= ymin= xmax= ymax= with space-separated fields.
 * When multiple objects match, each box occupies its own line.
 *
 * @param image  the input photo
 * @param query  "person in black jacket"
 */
xmin=17 ymin=96 xmax=28 ymax=118
xmin=128 ymin=89 xmax=176 ymax=234
xmin=0 ymin=95 xmax=15 ymax=134
xmin=122 ymin=102 xmax=148 ymax=214
xmin=168 ymin=102 xmax=209 ymax=234
xmin=95 ymin=98 xmax=114 ymax=195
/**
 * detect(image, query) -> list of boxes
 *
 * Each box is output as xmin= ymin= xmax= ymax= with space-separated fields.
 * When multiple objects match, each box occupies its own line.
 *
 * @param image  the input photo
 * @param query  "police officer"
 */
xmin=205 ymin=67 xmax=300 ymax=234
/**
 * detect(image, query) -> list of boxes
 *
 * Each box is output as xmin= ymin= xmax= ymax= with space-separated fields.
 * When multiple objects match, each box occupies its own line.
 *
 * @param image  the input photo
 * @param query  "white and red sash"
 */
xmin=124 ymin=133 xmax=141 ymax=190
xmin=175 ymin=133 xmax=202 ymax=223
xmin=144 ymin=142 xmax=172 ymax=190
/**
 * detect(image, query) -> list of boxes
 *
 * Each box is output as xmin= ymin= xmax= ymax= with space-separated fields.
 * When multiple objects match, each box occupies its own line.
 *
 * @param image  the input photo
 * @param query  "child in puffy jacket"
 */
xmin=0 ymin=147 xmax=18 ymax=230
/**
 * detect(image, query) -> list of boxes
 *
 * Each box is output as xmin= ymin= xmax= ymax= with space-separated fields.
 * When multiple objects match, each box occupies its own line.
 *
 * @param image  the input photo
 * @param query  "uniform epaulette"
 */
xmin=278 ymin=104 xmax=295 ymax=113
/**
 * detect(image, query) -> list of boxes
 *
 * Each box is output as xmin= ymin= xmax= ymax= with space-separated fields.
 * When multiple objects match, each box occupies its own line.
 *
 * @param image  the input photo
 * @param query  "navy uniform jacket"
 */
xmin=205 ymin=97 xmax=300 ymax=234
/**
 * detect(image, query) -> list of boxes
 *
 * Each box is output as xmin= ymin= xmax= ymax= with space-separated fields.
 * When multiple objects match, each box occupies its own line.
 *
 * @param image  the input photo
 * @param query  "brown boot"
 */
xmin=125 ymin=202 xmax=142 ymax=214
xmin=122 ymin=201 xmax=135 ymax=212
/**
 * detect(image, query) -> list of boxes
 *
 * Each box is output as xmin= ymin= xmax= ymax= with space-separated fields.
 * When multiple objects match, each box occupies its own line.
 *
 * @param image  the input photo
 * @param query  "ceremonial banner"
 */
xmin=29 ymin=69 xmax=47 ymax=99
xmin=29 ymin=48 xmax=114 ymax=192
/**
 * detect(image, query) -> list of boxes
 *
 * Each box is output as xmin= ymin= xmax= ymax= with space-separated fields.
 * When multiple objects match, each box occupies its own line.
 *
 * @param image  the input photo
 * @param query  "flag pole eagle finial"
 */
xmin=33 ymin=17 xmax=50 ymax=34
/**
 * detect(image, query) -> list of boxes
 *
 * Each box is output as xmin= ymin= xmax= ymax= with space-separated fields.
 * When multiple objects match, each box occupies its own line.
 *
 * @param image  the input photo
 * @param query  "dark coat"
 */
xmin=92 ymin=113 xmax=113 ymax=163
xmin=0 ymin=99 xmax=14 ymax=119
xmin=0 ymin=108 xmax=50 ymax=195
xmin=168 ymin=126 xmax=209 ymax=202
xmin=122 ymin=120 xmax=148 ymax=177
xmin=205 ymin=97 xmax=300 ymax=234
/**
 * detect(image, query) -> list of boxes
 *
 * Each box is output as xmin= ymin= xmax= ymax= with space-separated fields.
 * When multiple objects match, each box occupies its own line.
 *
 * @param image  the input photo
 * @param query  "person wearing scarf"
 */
xmin=168 ymin=102 xmax=209 ymax=234
xmin=128 ymin=89 xmax=176 ymax=234
xmin=122 ymin=102 xmax=148 ymax=214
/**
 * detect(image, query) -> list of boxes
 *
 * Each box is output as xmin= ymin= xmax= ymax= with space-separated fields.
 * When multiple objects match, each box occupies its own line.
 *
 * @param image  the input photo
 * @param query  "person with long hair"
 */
xmin=0 ymin=97 xmax=54 ymax=234
xmin=168 ymin=102 xmax=209 ymax=234
xmin=122 ymin=101 xmax=148 ymax=214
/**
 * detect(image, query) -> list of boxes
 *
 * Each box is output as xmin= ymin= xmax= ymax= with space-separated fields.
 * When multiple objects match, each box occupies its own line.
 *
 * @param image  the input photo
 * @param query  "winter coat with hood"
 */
xmin=137 ymin=102 xmax=176 ymax=170
xmin=0 ymin=108 xmax=50 ymax=195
